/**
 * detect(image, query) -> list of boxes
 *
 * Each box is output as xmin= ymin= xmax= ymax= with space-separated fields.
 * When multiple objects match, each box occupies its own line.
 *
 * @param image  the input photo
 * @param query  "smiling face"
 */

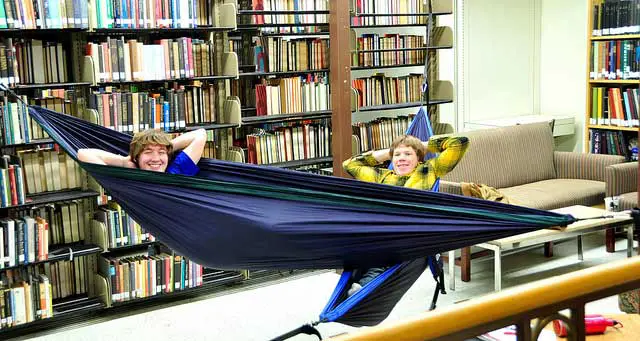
xmin=137 ymin=144 xmax=169 ymax=172
xmin=392 ymin=144 xmax=419 ymax=176
xmin=129 ymin=129 xmax=173 ymax=172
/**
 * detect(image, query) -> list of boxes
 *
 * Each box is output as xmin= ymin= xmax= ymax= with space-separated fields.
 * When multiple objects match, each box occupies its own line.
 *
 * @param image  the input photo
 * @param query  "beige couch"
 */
xmin=439 ymin=121 xmax=626 ymax=281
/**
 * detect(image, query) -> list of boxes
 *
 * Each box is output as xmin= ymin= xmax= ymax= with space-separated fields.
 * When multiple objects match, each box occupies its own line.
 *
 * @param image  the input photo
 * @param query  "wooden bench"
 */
xmin=448 ymin=205 xmax=635 ymax=291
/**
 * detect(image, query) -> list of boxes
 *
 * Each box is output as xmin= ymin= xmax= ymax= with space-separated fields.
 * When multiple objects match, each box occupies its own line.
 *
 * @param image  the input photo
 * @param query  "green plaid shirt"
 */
xmin=342 ymin=136 xmax=469 ymax=190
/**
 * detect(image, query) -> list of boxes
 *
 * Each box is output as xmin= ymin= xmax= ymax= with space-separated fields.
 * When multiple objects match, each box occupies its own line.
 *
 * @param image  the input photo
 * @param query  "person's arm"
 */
xmin=427 ymin=136 xmax=470 ymax=177
xmin=171 ymin=128 xmax=207 ymax=164
xmin=342 ymin=151 xmax=386 ymax=182
xmin=77 ymin=148 xmax=136 ymax=168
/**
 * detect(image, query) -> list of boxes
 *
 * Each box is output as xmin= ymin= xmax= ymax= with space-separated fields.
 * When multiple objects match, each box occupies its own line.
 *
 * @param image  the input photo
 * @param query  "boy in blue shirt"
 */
xmin=78 ymin=129 xmax=206 ymax=176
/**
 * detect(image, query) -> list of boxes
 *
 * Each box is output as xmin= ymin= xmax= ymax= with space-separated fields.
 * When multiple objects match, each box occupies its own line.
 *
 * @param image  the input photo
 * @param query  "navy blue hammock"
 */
xmin=25 ymin=105 xmax=578 ymax=339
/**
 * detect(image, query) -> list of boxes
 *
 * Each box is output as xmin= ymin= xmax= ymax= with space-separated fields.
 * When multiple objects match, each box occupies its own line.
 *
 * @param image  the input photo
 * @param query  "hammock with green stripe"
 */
xmin=26 ymin=105 xmax=575 ymax=270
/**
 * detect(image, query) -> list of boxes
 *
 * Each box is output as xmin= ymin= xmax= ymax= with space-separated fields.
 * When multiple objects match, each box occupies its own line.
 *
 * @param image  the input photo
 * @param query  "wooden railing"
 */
xmin=328 ymin=255 xmax=640 ymax=341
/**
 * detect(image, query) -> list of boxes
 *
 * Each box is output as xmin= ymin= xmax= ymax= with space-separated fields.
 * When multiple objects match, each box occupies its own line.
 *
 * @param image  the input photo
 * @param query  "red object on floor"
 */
xmin=553 ymin=314 xmax=622 ymax=337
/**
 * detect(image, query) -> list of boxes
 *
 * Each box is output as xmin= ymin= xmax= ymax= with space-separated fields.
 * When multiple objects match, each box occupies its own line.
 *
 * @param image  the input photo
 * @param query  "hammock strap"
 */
xmin=0 ymin=83 xmax=27 ymax=106
xmin=421 ymin=0 xmax=434 ymax=107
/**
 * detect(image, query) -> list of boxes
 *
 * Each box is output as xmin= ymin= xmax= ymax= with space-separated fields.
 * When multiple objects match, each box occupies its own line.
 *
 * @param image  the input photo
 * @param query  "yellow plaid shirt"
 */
xmin=342 ymin=136 xmax=469 ymax=190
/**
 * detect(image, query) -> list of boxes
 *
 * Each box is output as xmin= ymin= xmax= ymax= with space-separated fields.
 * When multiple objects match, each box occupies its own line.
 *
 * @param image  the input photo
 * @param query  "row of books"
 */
xmin=86 ymin=35 xmax=225 ymax=83
xmin=1 ymin=38 xmax=69 ymax=86
xmin=100 ymin=253 xmax=204 ymax=303
xmin=590 ymin=86 xmax=640 ymax=127
xmin=0 ymin=273 xmax=53 ymax=328
xmin=17 ymin=148 xmax=85 ymax=196
xmin=10 ymin=200 xmax=92 ymax=251
xmin=252 ymin=37 xmax=329 ymax=73
xmin=245 ymin=121 xmax=331 ymax=165
xmin=1 ymin=91 xmax=77 ymax=145
xmin=203 ymin=139 xmax=220 ymax=159
xmin=0 ymin=154 xmax=25 ymax=207
xmin=352 ymin=74 xmax=423 ymax=109
xmin=352 ymin=116 xmax=412 ymax=152
xmin=89 ymin=83 xmax=223 ymax=134
xmin=0 ymin=0 xmax=88 ymax=29
xmin=591 ymin=0 xmax=640 ymax=36
xmin=38 ymin=200 xmax=90 ymax=246
xmin=91 ymin=0 xmax=224 ymax=29
xmin=27 ymin=89 xmax=81 ymax=118
xmin=1 ymin=96 xmax=34 ymax=146
xmin=589 ymin=129 xmax=636 ymax=160
xmin=249 ymin=0 xmax=328 ymax=34
xmin=0 ymin=216 xmax=49 ymax=267
xmin=254 ymin=74 xmax=330 ymax=116
xmin=589 ymin=40 xmax=640 ymax=80
xmin=94 ymin=202 xmax=155 ymax=249
xmin=352 ymin=34 xmax=427 ymax=67
xmin=351 ymin=0 xmax=435 ymax=26
xmin=2 ymin=256 xmax=90 ymax=303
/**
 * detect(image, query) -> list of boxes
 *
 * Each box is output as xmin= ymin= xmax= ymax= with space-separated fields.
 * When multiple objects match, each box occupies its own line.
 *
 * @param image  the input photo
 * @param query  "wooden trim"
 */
xmin=328 ymin=256 xmax=640 ymax=341
xmin=329 ymin=0 xmax=352 ymax=178
xmin=585 ymin=0 xmax=594 ymax=152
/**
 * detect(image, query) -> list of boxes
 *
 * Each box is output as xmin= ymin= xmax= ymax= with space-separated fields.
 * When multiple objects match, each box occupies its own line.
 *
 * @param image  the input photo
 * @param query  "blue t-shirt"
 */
xmin=166 ymin=151 xmax=199 ymax=176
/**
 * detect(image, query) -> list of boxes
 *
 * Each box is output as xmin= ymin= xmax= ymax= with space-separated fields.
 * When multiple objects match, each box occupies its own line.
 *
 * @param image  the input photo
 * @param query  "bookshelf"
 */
xmin=232 ymin=0 xmax=334 ymax=171
xmin=349 ymin=0 xmax=455 ymax=155
xmin=0 ymin=0 xmax=260 ymax=337
xmin=586 ymin=0 xmax=640 ymax=161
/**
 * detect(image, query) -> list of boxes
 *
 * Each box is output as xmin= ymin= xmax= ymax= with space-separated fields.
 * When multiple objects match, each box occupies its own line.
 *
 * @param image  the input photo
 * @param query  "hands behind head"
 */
xmin=124 ymin=156 xmax=138 ymax=169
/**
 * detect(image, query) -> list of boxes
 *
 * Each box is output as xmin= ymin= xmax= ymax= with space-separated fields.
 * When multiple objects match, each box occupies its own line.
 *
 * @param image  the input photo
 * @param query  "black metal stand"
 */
xmin=268 ymin=323 xmax=322 ymax=341
xmin=429 ymin=254 xmax=447 ymax=311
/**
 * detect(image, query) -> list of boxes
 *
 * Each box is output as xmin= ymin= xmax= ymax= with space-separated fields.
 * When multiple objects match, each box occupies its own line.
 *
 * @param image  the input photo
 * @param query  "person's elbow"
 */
xmin=196 ymin=128 xmax=207 ymax=138
xmin=193 ymin=129 xmax=207 ymax=143
xmin=77 ymin=149 xmax=91 ymax=163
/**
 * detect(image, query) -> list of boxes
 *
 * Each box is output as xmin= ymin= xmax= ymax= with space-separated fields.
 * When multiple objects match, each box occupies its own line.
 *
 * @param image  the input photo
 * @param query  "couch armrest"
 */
xmin=439 ymin=180 xmax=463 ymax=195
xmin=554 ymin=151 xmax=626 ymax=182
xmin=605 ymin=162 xmax=638 ymax=197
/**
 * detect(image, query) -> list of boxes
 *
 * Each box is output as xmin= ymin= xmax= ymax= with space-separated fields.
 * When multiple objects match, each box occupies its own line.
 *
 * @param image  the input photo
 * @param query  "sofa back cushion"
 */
xmin=441 ymin=121 xmax=557 ymax=188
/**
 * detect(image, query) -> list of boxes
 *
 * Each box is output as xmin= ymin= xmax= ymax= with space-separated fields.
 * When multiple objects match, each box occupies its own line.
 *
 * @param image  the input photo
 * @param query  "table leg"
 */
xmin=544 ymin=242 xmax=553 ymax=257
xmin=577 ymin=235 xmax=583 ymax=261
xmin=627 ymin=223 xmax=634 ymax=258
xmin=461 ymin=246 xmax=471 ymax=282
xmin=494 ymin=247 xmax=502 ymax=291
xmin=606 ymin=228 xmax=616 ymax=253
xmin=448 ymin=250 xmax=455 ymax=291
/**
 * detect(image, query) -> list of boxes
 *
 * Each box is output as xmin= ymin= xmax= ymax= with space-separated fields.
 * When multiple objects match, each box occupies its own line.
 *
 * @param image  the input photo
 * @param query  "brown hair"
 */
xmin=389 ymin=135 xmax=426 ymax=160
xmin=129 ymin=129 xmax=173 ymax=163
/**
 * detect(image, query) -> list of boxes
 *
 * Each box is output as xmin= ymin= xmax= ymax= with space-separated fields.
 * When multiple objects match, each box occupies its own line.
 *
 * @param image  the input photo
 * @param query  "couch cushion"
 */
xmin=618 ymin=192 xmax=638 ymax=211
xmin=498 ymin=179 xmax=605 ymax=210
xmin=442 ymin=122 xmax=556 ymax=188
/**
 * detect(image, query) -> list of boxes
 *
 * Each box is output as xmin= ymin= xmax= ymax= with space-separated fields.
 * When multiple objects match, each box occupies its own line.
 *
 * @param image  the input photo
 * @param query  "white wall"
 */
xmin=539 ymin=0 xmax=588 ymax=152
xmin=458 ymin=0 xmax=588 ymax=151
xmin=461 ymin=0 xmax=540 ymax=125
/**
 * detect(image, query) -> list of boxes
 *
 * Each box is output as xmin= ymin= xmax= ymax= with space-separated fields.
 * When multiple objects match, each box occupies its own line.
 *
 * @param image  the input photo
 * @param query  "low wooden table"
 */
xmin=448 ymin=205 xmax=635 ymax=291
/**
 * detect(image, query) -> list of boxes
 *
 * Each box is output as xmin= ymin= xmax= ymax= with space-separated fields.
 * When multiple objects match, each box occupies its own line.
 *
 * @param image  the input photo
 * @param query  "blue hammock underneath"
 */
xmin=24 ymin=105 xmax=578 ymax=334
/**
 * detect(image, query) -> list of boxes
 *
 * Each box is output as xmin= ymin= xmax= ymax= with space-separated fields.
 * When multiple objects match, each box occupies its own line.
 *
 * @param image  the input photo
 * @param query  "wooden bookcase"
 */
xmin=586 ymin=0 xmax=640 ymax=160
xmin=348 ymin=0 xmax=454 ymax=157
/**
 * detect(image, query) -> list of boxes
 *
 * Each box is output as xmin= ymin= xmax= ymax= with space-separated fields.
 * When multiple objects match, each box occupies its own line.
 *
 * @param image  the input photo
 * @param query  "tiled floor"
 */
xmin=13 ymin=231 xmax=636 ymax=341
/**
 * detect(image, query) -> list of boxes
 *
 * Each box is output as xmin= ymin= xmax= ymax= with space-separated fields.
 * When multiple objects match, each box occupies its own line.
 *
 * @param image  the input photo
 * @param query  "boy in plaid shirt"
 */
xmin=342 ymin=134 xmax=469 ymax=295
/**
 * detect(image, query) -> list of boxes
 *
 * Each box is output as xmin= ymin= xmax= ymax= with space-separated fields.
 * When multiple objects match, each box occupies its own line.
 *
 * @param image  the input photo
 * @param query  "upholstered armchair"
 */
xmin=605 ymin=161 xmax=638 ymax=211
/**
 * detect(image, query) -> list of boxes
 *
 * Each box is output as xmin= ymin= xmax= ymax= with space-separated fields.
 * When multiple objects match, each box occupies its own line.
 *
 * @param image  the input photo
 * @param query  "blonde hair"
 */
xmin=129 ymin=129 xmax=173 ymax=163
xmin=389 ymin=135 xmax=425 ymax=160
